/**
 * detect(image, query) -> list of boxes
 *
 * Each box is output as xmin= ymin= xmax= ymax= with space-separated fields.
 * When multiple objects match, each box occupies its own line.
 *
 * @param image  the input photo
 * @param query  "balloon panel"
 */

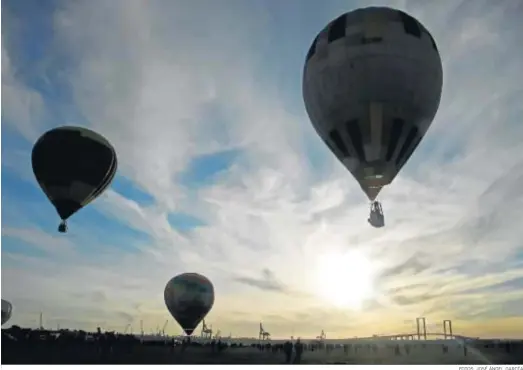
xmin=31 ymin=126 xmax=117 ymax=220
xmin=303 ymin=7 xmax=442 ymax=200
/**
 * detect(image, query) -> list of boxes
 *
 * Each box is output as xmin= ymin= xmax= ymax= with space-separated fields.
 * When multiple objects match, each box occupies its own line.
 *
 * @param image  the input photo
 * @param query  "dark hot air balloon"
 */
xmin=32 ymin=126 xmax=118 ymax=233
xmin=164 ymin=273 xmax=215 ymax=336
xmin=303 ymin=7 xmax=443 ymax=227
xmin=2 ymin=299 xmax=13 ymax=325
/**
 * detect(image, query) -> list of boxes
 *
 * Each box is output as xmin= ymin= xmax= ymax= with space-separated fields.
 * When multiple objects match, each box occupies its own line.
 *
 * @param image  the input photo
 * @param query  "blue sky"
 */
xmin=2 ymin=0 xmax=523 ymax=339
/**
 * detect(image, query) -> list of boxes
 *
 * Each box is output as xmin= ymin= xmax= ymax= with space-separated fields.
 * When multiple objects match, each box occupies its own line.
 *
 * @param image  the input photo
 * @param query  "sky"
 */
xmin=1 ymin=0 xmax=523 ymax=340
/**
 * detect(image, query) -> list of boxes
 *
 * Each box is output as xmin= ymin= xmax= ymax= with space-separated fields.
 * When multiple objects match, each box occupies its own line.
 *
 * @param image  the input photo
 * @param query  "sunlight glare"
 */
xmin=315 ymin=250 xmax=375 ymax=310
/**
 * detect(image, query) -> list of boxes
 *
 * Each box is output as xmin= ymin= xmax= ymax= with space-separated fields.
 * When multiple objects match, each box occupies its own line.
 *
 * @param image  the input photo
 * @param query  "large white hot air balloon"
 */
xmin=164 ymin=273 xmax=215 ymax=336
xmin=303 ymin=7 xmax=443 ymax=227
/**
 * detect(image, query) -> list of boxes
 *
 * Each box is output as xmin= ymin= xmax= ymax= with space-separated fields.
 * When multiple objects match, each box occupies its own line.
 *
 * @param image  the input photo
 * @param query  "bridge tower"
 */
xmin=443 ymin=319 xmax=453 ymax=339
xmin=416 ymin=317 xmax=427 ymax=340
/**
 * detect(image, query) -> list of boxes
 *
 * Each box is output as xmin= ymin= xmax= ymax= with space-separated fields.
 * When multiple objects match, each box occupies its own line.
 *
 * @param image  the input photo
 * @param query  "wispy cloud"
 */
xmin=234 ymin=268 xmax=288 ymax=293
xmin=2 ymin=0 xmax=522 ymax=339
xmin=2 ymin=226 xmax=75 ymax=255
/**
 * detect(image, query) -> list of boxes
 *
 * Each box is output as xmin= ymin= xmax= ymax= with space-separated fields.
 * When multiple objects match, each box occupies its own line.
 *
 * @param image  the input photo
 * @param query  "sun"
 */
xmin=315 ymin=250 xmax=375 ymax=310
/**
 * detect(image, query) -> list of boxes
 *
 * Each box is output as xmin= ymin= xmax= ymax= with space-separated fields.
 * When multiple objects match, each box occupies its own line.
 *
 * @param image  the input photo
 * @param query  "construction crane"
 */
xmin=123 ymin=324 xmax=131 ymax=334
xmin=313 ymin=329 xmax=326 ymax=349
xmin=259 ymin=322 xmax=270 ymax=342
xmin=201 ymin=319 xmax=213 ymax=340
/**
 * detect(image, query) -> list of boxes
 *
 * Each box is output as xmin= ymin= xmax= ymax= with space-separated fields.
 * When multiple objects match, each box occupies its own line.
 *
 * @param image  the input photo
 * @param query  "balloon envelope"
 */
xmin=164 ymin=273 xmax=215 ymax=336
xmin=2 ymin=299 xmax=13 ymax=325
xmin=32 ymin=126 xmax=117 ymax=228
xmin=303 ymin=7 xmax=443 ymax=200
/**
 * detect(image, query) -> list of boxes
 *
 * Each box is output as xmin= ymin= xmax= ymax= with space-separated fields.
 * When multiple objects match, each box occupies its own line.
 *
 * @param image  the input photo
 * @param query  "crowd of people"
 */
xmin=2 ymin=325 xmax=258 ymax=364
xmin=2 ymin=325 xmax=522 ymax=364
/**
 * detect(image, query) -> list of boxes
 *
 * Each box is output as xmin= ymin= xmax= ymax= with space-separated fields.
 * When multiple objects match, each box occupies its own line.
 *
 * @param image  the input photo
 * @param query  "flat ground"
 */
xmin=4 ymin=344 xmax=512 ymax=365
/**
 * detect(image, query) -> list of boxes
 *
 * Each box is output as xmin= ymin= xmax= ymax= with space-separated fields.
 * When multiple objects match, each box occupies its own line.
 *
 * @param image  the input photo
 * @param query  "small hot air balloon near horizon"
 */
xmin=31 ymin=126 xmax=118 ymax=233
xmin=303 ymin=7 xmax=443 ymax=228
xmin=2 ymin=299 xmax=13 ymax=325
xmin=164 ymin=273 xmax=215 ymax=336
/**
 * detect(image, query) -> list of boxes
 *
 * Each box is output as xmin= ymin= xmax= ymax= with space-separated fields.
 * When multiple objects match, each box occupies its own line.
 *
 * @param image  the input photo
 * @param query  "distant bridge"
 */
xmin=356 ymin=332 xmax=477 ymax=341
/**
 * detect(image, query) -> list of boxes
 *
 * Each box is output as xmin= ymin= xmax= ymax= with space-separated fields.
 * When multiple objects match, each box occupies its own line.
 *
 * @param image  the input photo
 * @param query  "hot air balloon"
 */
xmin=32 ymin=126 xmax=118 ymax=233
xmin=302 ymin=7 xmax=443 ymax=227
xmin=164 ymin=273 xmax=215 ymax=336
xmin=2 ymin=299 xmax=13 ymax=325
